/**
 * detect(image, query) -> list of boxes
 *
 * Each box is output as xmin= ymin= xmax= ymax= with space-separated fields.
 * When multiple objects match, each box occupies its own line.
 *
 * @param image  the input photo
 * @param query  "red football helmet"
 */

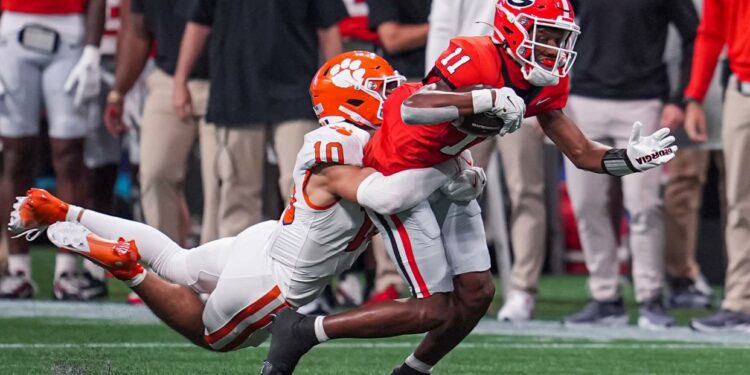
xmin=493 ymin=0 xmax=580 ymax=84
xmin=310 ymin=51 xmax=405 ymax=129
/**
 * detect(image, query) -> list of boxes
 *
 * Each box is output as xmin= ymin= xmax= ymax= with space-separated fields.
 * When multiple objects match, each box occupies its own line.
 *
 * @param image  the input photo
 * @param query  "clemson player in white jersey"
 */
xmin=7 ymin=51 xmax=484 ymax=352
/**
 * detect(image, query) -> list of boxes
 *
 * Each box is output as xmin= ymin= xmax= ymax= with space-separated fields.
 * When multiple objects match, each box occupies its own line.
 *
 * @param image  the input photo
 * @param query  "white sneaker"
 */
xmin=497 ymin=290 xmax=535 ymax=322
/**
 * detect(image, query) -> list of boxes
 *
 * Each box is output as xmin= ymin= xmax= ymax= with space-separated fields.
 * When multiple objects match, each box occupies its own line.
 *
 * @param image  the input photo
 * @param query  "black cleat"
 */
xmin=260 ymin=308 xmax=320 ymax=375
xmin=260 ymin=360 xmax=287 ymax=375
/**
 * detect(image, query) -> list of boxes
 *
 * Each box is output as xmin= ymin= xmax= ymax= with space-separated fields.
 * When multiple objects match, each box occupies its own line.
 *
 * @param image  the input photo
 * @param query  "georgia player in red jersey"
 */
xmin=366 ymin=0 xmax=676 ymax=178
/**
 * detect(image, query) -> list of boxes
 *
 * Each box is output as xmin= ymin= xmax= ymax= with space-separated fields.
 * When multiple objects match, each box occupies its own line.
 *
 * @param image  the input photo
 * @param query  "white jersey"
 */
xmin=267 ymin=123 xmax=376 ymax=306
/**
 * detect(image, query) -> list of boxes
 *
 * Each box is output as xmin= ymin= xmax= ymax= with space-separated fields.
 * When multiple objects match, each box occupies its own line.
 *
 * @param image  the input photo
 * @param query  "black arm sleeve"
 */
xmin=667 ymin=0 xmax=699 ymax=106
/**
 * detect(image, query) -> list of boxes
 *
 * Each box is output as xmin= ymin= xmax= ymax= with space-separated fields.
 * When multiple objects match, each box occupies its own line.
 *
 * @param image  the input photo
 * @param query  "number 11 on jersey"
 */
xmin=441 ymin=47 xmax=471 ymax=74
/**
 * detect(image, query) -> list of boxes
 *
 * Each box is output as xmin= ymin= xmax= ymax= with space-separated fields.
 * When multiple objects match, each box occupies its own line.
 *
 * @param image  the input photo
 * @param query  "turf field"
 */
xmin=1 ymin=246 xmax=748 ymax=374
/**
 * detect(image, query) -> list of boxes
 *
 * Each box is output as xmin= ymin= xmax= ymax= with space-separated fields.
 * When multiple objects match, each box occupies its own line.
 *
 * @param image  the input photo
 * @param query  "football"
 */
xmin=451 ymin=84 xmax=506 ymax=137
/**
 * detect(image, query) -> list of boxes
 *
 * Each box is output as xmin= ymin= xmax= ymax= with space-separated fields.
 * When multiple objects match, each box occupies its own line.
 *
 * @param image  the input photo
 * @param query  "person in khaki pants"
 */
xmin=104 ymin=0 xmax=212 ymax=303
xmin=173 ymin=0 xmax=347 ymax=243
xmin=469 ymin=118 xmax=546 ymax=322
xmin=139 ymin=69 xmax=208 ymax=241
xmin=684 ymin=0 xmax=750 ymax=330
xmin=105 ymin=0 xmax=211 ymax=244
xmin=664 ymin=148 xmax=724 ymax=307
xmin=661 ymin=7 xmax=725 ymax=309
xmin=195 ymin=120 xmax=318 ymax=239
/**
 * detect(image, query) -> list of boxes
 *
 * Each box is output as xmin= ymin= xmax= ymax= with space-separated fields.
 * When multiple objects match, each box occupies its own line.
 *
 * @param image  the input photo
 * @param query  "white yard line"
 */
xmin=4 ymin=300 xmax=750 ymax=346
xmin=0 ymin=342 xmax=749 ymax=350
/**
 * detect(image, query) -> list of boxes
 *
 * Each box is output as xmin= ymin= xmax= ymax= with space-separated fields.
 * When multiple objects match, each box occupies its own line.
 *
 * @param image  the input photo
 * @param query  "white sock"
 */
xmin=124 ymin=268 xmax=147 ymax=288
xmin=314 ymin=316 xmax=330 ymax=343
xmin=82 ymin=259 xmax=107 ymax=280
xmin=8 ymin=254 xmax=31 ymax=277
xmin=66 ymin=205 xmax=83 ymax=223
xmin=405 ymin=354 xmax=432 ymax=374
xmin=54 ymin=252 xmax=78 ymax=278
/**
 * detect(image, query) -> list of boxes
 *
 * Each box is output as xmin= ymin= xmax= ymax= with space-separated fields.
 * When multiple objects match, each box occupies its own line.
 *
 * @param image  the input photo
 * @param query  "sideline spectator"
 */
xmin=104 ymin=0 xmax=210 ymax=246
xmin=562 ymin=0 xmax=698 ymax=329
xmin=0 ymin=0 xmax=104 ymax=300
xmin=174 ymin=0 xmax=347 ymax=240
xmin=339 ymin=0 xmax=379 ymax=50
xmin=662 ymin=6 xmax=726 ymax=309
xmin=367 ymin=0 xmax=430 ymax=80
xmin=684 ymin=0 xmax=750 ymax=332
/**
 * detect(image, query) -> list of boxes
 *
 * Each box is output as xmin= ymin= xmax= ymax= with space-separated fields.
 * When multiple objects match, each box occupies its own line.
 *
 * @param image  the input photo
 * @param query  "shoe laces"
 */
xmin=11 ymin=227 xmax=45 ymax=241
xmin=10 ymin=227 xmax=45 ymax=241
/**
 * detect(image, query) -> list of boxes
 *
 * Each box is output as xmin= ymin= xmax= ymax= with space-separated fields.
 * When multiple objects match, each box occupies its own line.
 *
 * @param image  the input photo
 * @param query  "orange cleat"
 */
xmin=8 ymin=188 xmax=69 ymax=240
xmin=46 ymin=222 xmax=144 ymax=281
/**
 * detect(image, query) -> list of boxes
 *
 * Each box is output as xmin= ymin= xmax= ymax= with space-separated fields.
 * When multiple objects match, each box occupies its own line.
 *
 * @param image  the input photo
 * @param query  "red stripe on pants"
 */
xmin=390 ymin=215 xmax=431 ymax=298
xmin=204 ymin=286 xmax=282 ymax=345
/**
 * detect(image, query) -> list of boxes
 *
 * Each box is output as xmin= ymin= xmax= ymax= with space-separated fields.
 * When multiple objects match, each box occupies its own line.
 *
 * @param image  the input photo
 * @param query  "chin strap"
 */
xmin=523 ymin=65 xmax=560 ymax=87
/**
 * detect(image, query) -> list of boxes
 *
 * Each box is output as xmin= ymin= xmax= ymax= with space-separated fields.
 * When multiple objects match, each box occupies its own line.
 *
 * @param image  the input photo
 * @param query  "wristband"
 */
xmin=471 ymin=89 xmax=494 ymax=114
xmin=601 ymin=148 xmax=637 ymax=176
xmin=107 ymin=90 xmax=124 ymax=104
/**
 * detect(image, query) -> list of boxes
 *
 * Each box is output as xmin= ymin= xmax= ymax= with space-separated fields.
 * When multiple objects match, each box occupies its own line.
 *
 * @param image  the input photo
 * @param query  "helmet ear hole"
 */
xmin=346 ymin=99 xmax=365 ymax=107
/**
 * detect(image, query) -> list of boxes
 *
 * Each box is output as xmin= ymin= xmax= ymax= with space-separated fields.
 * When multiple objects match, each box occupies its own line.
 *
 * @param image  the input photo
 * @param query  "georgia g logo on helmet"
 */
xmin=505 ymin=0 xmax=535 ymax=8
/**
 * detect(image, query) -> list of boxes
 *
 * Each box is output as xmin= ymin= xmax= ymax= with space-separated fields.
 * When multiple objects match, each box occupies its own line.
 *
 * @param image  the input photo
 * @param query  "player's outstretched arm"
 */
xmin=538 ymin=110 xmax=677 ymax=176
xmin=401 ymin=82 xmax=524 ymax=127
xmin=309 ymin=158 xmax=468 ymax=215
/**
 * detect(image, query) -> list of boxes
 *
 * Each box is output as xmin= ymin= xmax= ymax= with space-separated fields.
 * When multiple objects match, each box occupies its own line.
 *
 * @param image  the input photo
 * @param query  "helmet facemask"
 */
xmin=360 ymin=74 xmax=406 ymax=123
xmin=493 ymin=2 xmax=580 ymax=86
xmin=516 ymin=16 xmax=579 ymax=80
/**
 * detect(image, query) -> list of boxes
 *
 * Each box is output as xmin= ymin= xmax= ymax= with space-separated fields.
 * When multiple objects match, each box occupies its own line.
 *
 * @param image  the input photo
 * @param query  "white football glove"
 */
xmin=626 ymin=121 xmax=677 ymax=172
xmin=490 ymin=87 xmax=526 ymax=137
xmin=441 ymin=166 xmax=487 ymax=202
xmin=64 ymin=45 xmax=101 ymax=108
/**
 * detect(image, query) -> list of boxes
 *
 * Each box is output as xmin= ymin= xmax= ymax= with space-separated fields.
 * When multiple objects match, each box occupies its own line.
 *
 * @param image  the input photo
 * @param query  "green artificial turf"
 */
xmin=0 ymin=245 xmax=737 ymax=374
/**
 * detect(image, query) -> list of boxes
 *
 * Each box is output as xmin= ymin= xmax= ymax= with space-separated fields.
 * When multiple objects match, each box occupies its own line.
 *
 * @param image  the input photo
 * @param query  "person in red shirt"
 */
xmin=261 ymin=2 xmax=679 ymax=375
xmin=683 ymin=0 xmax=750 ymax=333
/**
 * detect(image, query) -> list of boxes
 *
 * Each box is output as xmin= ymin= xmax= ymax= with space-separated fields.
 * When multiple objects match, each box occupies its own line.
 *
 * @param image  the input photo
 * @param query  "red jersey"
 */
xmin=684 ymin=0 xmax=750 ymax=101
xmin=364 ymin=36 xmax=570 ymax=175
xmin=1 ymin=0 xmax=86 ymax=14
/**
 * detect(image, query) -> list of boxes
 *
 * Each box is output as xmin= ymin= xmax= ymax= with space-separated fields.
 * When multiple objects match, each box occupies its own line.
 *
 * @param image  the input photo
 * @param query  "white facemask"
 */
xmin=523 ymin=65 xmax=560 ymax=87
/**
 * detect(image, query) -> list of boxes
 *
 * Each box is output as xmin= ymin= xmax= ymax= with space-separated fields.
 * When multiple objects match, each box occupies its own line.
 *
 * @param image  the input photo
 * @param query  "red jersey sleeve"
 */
xmin=424 ymin=37 xmax=500 ymax=89
xmin=684 ymin=0 xmax=725 ymax=102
